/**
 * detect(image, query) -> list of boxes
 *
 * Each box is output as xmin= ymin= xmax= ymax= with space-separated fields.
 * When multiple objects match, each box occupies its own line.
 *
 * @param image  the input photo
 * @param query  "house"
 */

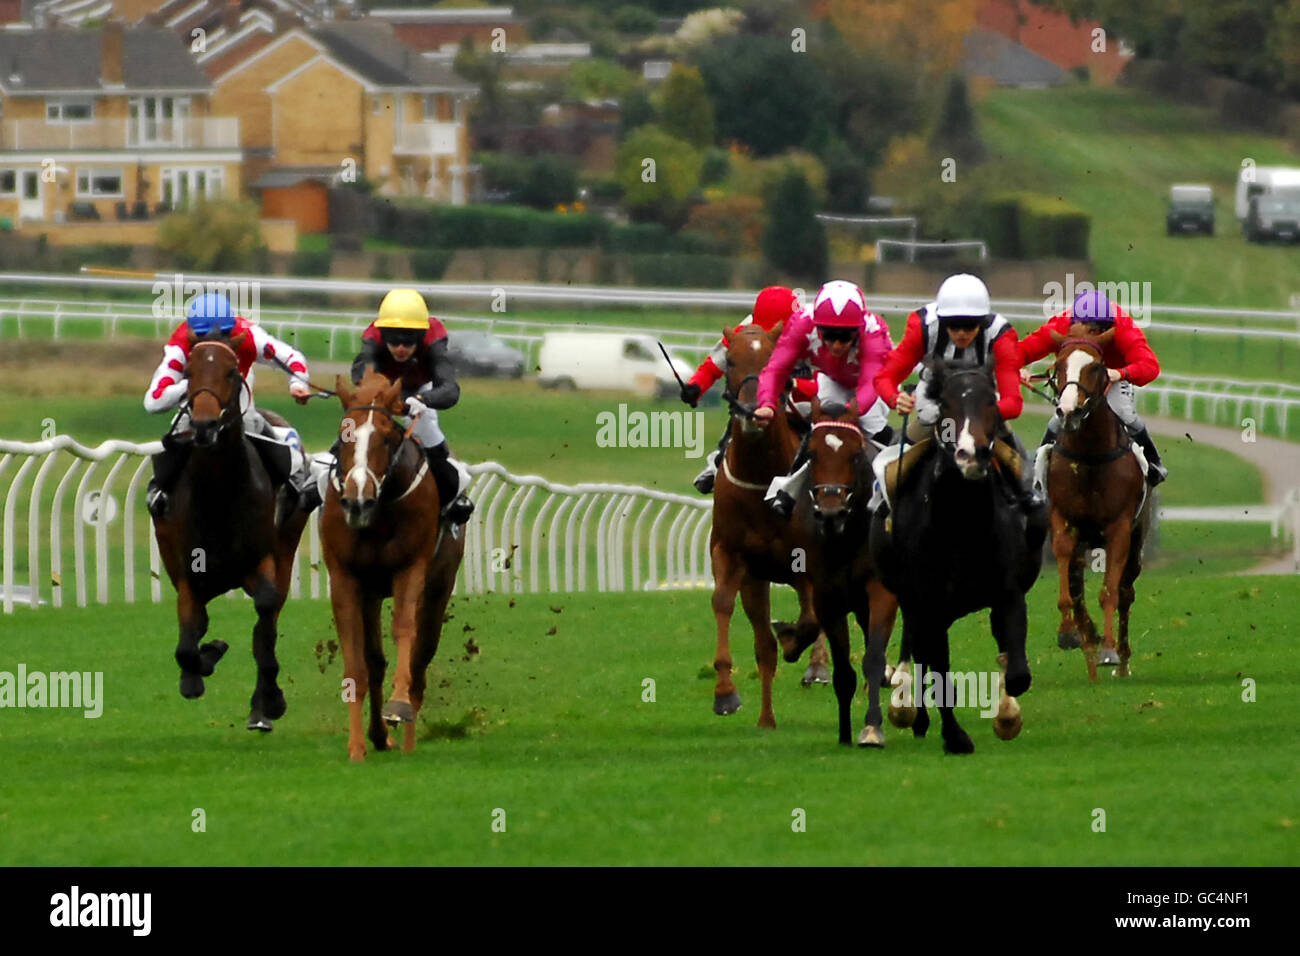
xmin=963 ymin=29 xmax=1067 ymax=88
xmin=208 ymin=19 xmax=477 ymax=218
xmin=976 ymin=0 xmax=1131 ymax=84
xmin=0 ymin=21 xmax=242 ymax=228
xmin=366 ymin=5 xmax=527 ymax=54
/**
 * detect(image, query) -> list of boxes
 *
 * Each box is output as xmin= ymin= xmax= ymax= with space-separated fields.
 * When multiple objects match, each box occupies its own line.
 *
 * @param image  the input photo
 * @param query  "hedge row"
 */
xmin=981 ymin=193 xmax=1090 ymax=259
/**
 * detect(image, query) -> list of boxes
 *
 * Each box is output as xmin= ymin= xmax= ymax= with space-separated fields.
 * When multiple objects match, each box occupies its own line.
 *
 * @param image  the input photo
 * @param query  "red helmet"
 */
xmin=812 ymin=280 xmax=866 ymax=329
xmin=752 ymin=285 xmax=799 ymax=331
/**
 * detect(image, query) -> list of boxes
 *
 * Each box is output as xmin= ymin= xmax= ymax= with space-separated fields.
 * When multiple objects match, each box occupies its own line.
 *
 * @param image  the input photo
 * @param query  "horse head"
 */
xmin=333 ymin=370 xmax=407 ymax=529
xmin=721 ymin=321 xmax=782 ymax=435
xmin=924 ymin=358 xmax=1000 ymax=481
xmin=185 ymin=329 xmax=247 ymax=447
xmin=1049 ymin=324 xmax=1113 ymax=434
xmin=808 ymin=397 xmax=867 ymax=535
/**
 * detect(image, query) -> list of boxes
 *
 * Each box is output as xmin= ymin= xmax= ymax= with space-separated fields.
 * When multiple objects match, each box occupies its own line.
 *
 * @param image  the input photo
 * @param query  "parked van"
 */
xmin=1166 ymin=184 xmax=1214 ymax=235
xmin=1234 ymin=165 xmax=1300 ymax=221
xmin=537 ymin=332 xmax=695 ymax=399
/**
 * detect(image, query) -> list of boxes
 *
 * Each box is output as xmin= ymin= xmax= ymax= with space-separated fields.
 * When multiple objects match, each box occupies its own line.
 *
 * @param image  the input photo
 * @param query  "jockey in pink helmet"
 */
xmin=754 ymin=279 xmax=894 ymax=518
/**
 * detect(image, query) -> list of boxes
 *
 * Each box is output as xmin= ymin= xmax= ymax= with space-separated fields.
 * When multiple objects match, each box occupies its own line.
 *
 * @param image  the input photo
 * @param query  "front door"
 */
xmin=19 ymin=170 xmax=42 ymax=221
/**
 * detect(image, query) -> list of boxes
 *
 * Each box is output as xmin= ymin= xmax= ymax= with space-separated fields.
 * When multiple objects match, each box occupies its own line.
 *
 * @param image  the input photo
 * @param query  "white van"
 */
xmin=537 ymin=332 xmax=695 ymax=398
xmin=1235 ymin=165 xmax=1300 ymax=221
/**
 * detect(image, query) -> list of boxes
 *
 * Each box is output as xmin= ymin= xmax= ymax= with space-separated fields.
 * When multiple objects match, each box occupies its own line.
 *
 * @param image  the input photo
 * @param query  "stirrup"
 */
xmin=1146 ymin=463 xmax=1168 ymax=487
xmin=442 ymin=494 xmax=474 ymax=525
xmin=693 ymin=468 xmax=716 ymax=494
xmin=146 ymin=484 xmax=169 ymax=520
xmin=769 ymin=491 xmax=795 ymax=519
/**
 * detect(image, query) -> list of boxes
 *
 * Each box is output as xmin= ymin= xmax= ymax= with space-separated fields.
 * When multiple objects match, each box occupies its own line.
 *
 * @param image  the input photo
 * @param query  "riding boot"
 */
xmin=693 ymin=426 xmax=731 ymax=494
xmin=426 ymin=442 xmax=474 ymax=525
xmin=146 ymin=434 xmax=192 ymax=519
xmin=768 ymin=432 xmax=812 ymax=519
xmin=1130 ymin=425 xmax=1168 ymax=486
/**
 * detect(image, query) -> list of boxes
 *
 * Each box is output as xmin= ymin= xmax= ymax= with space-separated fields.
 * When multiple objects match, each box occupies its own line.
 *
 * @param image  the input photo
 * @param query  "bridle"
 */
xmin=932 ymin=367 xmax=1000 ymax=463
xmin=331 ymin=403 xmax=426 ymax=503
xmin=1051 ymin=339 xmax=1130 ymax=461
xmin=168 ymin=340 xmax=250 ymax=441
xmin=1053 ymin=339 xmax=1107 ymax=422
xmin=809 ymin=418 xmax=867 ymax=506
xmin=722 ymin=372 xmax=760 ymax=420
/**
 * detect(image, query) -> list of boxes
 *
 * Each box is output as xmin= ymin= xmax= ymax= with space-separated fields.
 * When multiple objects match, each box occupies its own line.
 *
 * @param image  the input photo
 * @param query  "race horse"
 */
xmin=1044 ymin=327 xmax=1151 ymax=680
xmin=870 ymin=359 xmax=1046 ymax=754
xmin=801 ymin=399 xmax=899 ymax=747
xmin=708 ymin=322 xmax=822 ymax=728
xmin=321 ymin=370 xmax=466 ymax=761
xmin=151 ymin=331 xmax=309 ymax=731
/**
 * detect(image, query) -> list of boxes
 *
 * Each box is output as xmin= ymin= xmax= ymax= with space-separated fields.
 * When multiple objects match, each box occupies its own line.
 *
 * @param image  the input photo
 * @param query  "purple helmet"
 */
xmin=1071 ymin=290 xmax=1114 ymax=325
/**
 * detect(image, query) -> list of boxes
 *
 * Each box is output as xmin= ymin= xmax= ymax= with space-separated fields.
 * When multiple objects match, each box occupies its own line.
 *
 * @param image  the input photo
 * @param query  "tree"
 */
xmin=615 ymin=124 xmax=703 ymax=228
xmin=453 ymin=37 xmax=506 ymax=127
xmin=823 ymin=138 xmax=870 ymax=213
xmin=158 ymin=199 xmax=263 ymax=272
xmin=826 ymin=0 xmax=977 ymax=80
xmin=566 ymin=58 xmax=642 ymax=101
xmin=763 ymin=170 xmax=827 ymax=283
xmin=658 ymin=64 xmax=715 ymax=148
xmin=620 ymin=87 xmax=657 ymax=135
xmin=696 ymin=34 xmax=830 ymax=155
xmin=929 ymin=74 xmax=984 ymax=166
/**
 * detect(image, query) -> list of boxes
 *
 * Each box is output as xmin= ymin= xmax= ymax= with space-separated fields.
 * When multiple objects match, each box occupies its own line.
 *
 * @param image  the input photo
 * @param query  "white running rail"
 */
xmin=0 ymin=437 xmax=713 ymax=612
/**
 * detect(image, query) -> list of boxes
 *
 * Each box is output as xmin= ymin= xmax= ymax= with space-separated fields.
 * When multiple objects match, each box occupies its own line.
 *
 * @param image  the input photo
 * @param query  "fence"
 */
xmin=0 ymin=436 xmax=713 ymax=613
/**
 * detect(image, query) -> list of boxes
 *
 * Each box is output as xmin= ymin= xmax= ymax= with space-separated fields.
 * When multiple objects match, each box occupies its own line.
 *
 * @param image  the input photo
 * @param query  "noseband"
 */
xmin=172 ymin=340 xmax=249 ymax=440
xmin=722 ymin=372 xmax=760 ymax=420
xmin=810 ymin=419 xmax=866 ymax=504
xmin=1054 ymin=340 xmax=1106 ymax=420
xmin=333 ymin=403 xmax=423 ymax=502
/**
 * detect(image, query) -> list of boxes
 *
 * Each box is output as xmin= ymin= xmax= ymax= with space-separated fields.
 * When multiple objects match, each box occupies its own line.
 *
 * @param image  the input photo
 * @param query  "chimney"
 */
xmin=223 ymin=0 xmax=242 ymax=33
xmin=101 ymin=20 xmax=125 ymax=88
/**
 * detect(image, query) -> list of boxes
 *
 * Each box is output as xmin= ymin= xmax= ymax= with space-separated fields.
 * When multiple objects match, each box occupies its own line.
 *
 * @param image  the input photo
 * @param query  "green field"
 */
xmin=0 ymin=580 xmax=1294 ymax=866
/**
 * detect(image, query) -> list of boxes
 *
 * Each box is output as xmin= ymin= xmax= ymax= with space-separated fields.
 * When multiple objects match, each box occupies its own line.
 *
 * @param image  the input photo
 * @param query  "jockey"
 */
xmin=1019 ymin=289 xmax=1167 ymax=486
xmin=343 ymin=288 xmax=474 ymax=525
xmin=874 ymin=273 xmax=1040 ymax=512
xmin=754 ymin=279 xmax=895 ymax=518
xmin=680 ymin=285 xmax=808 ymax=494
xmin=143 ymin=292 xmax=315 ymax=519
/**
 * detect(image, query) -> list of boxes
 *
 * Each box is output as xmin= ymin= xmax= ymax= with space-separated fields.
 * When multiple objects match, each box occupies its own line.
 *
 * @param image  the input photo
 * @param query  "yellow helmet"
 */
xmin=374 ymin=289 xmax=431 ymax=330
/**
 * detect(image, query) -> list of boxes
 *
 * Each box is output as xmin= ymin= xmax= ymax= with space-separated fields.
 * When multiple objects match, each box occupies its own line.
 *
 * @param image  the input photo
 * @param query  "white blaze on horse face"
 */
xmin=345 ymin=414 xmax=376 ymax=499
xmin=750 ymin=339 xmax=762 ymax=351
xmin=824 ymin=433 xmax=843 ymax=452
xmin=956 ymin=419 xmax=976 ymax=458
xmin=1057 ymin=350 xmax=1093 ymax=415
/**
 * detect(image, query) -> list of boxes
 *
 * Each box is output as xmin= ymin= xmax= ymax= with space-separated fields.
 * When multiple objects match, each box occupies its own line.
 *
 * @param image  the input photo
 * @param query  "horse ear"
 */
xmin=810 ymin=395 xmax=823 ymax=420
xmin=335 ymin=375 xmax=355 ymax=409
xmin=767 ymin=320 xmax=784 ymax=342
xmin=846 ymin=398 xmax=859 ymax=421
xmin=186 ymin=328 xmax=198 ymax=349
xmin=1095 ymin=329 xmax=1116 ymax=349
xmin=229 ymin=331 xmax=247 ymax=352
xmin=721 ymin=325 xmax=732 ymax=346
xmin=382 ymin=378 xmax=404 ymax=413
xmin=1048 ymin=329 xmax=1066 ymax=346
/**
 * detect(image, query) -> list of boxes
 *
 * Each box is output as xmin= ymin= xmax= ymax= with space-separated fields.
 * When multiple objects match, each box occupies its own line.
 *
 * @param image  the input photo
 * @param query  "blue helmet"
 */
xmin=186 ymin=292 xmax=237 ymax=335
xmin=1071 ymin=290 xmax=1114 ymax=325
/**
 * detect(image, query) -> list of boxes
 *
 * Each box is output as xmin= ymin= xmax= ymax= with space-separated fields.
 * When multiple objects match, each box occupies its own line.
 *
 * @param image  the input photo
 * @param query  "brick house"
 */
xmin=0 ymin=22 xmax=241 ymax=225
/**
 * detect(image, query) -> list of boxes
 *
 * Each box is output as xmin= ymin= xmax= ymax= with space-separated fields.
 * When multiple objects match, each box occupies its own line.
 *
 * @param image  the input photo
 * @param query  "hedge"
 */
xmin=979 ymin=192 xmax=1089 ymax=259
xmin=291 ymin=250 xmax=333 ymax=276
xmin=624 ymin=253 xmax=733 ymax=288
xmin=410 ymin=249 xmax=455 ymax=280
xmin=980 ymin=194 xmax=1022 ymax=258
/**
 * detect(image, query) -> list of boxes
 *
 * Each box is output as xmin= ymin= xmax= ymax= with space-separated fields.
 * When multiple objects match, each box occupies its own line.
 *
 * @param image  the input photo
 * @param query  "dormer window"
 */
xmin=47 ymin=99 xmax=95 ymax=123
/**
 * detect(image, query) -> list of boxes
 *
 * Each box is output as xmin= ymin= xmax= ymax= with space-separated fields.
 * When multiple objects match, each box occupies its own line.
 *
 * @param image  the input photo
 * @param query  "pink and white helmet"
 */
xmin=812 ymin=280 xmax=867 ymax=329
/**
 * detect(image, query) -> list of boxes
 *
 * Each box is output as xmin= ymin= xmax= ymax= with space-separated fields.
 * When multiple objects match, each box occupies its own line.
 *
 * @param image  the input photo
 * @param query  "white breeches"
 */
xmin=410 ymin=407 xmax=446 ymax=449
xmin=816 ymin=373 xmax=890 ymax=436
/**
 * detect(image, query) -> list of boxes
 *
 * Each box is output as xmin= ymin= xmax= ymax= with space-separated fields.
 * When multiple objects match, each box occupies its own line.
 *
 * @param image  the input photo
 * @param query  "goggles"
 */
xmin=381 ymin=329 xmax=423 ymax=349
xmin=818 ymin=326 xmax=858 ymax=344
xmin=941 ymin=317 xmax=985 ymax=333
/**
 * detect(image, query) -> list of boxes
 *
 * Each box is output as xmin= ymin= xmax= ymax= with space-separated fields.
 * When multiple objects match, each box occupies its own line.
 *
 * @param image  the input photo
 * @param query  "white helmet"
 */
xmin=934 ymin=274 xmax=991 ymax=319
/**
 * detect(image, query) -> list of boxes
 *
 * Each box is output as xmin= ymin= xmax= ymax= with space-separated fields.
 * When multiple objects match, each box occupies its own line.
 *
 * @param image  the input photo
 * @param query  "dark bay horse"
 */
xmin=802 ymin=399 xmax=899 ymax=747
xmin=870 ymin=360 xmax=1045 ymax=754
xmin=1045 ymin=328 xmax=1150 ymax=680
xmin=151 ymin=331 xmax=309 ymax=731
xmin=321 ymin=371 xmax=466 ymax=761
xmin=708 ymin=323 xmax=821 ymax=728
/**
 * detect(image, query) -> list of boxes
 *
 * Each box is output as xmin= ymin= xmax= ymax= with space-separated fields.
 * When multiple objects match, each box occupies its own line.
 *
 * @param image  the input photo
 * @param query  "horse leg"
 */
xmin=710 ymin=544 xmax=745 ymax=716
xmin=174 ymin=581 xmax=212 ymax=699
xmin=327 ymin=569 xmax=369 ymax=762
xmin=887 ymin=612 xmax=916 ymax=728
xmin=739 ymin=576 xmax=778 ymax=730
xmin=858 ymin=578 xmax=898 ymax=747
xmin=362 ymin=594 xmax=392 ymax=752
xmin=1116 ymin=524 xmax=1145 ymax=678
xmin=406 ymin=575 xmax=454 ymax=753
xmin=244 ymin=557 xmax=286 ymax=732
xmin=929 ymin=634 xmax=973 ymax=755
xmin=990 ymin=596 xmax=1031 ymax=741
xmin=1097 ymin=516 xmax=1134 ymax=673
xmin=820 ymin=611 xmax=856 ymax=746
xmin=778 ymin=578 xmax=821 ymax=665
xmin=383 ymin=561 xmax=428 ymax=728
xmin=1051 ymin=509 xmax=1082 ymax=651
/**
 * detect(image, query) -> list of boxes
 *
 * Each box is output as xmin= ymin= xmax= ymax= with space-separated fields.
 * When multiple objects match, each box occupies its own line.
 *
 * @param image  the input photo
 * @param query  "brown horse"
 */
xmin=321 ymin=370 xmax=466 ymax=761
xmin=802 ymin=399 xmax=899 ymax=746
xmin=1045 ymin=327 xmax=1150 ymax=681
xmin=708 ymin=323 xmax=821 ymax=728
xmin=151 ymin=332 xmax=309 ymax=731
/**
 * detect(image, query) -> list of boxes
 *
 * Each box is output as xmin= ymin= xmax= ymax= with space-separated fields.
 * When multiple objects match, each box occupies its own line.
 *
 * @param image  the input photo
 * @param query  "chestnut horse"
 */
xmin=708 ymin=322 xmax=821 ymax=728
xmin=151 ymin=331 xmax=309 ymax=732
xmin=802 ymin=399 xmax=899 ymax=747
xmin=1044 ymin=328 xmax=1150 ymax=681
xmin=321 ymin=371 xmax=466 ymax=761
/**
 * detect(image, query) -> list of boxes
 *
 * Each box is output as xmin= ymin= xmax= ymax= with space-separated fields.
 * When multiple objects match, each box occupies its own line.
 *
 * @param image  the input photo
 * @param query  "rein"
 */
xmin=810 ymin=419 xmax=867 ymax=502
xmin=168 ymin=340 xmax=250 ymax=442
xmin=332 ymin=403 xmax=425 ymax=503
xmin=721 ymin=373 xmax=760 ymax=420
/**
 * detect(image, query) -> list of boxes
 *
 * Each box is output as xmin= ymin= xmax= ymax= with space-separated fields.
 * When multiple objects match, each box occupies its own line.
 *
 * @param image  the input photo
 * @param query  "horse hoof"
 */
xmin=888 ymin=704 xmax=917 ymax=728
xmin=262 ymin=689 xmax=287 ymax=721
xmin=382 ymin=700 xmax=415 ymax=725
xmin=1004 ymin=668 xmax=1031 ymax=698
xmin=198 ymin=640 xmax=229 ymax=676
xmin=883 ymin=663 xmax=896 ymax=685
xmin=912 ymin=712 xmax=931 ymax=738
xmin=857 ymin=725 xmax=885 ymax=748
xmin=713 ymin=691 xmax=742 ymax=716
xmin=247 ymin=711 xmax=273 ymax=732
xmin=1098 ymin=648 xmax=1121 ymax=666
xmin=801 ymin=663 xmax=831 ymax=686
xmin=1116 ymin=663 xmax=1132 ymax=678
xmin=943 ymin=730 xmax=975 ymax=755
xmin=1057 ymin=629 xmax=1082 ymax=650
xmin=994 ymin=713 xmax=1023 ymax=740
xmin=179 ymin=673 xmax=205 ymax=699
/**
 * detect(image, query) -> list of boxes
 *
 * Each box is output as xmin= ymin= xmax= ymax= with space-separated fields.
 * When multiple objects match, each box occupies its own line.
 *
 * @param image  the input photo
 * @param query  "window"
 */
xmin=46 ymin=99 xmax=95 ymax=123
xmin=76 ymin=168 xmax=124 ymax=198
xmin=0 ymin=170 xmax=15 ymax=195
xmin=160 ymin=166 xmax=225 ymax=207
xmin=623 ymin=341 xmax=655 ymax=362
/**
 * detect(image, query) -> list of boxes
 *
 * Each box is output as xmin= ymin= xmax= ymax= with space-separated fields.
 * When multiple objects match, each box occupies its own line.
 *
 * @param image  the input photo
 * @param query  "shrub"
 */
xmin=763 ymin=170 xmax=827 ymax=283
xmin=625 ymin=253 xmax=733 ymax=287
xmin=683 ymin=195 xmax=765 ymax=255
xmin=410 ymin=249 xmax=455 ymax=280
xmin=157 ymin=199 xmax=263 ymax=272
xmin=700 ymin=147 xmax=730 ymax=186
xmin=291 ymin=249 xmax=333 ymax=276
xmin=980 ymin=194 xmax=1023 ymax=258
xmin=615 ymin=124 xmax=703 ymax=228
xmin=1014 ymin=194 xmax=1091 ymax=259
xmin=612 ymin=4 xmax=658 ymax=34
